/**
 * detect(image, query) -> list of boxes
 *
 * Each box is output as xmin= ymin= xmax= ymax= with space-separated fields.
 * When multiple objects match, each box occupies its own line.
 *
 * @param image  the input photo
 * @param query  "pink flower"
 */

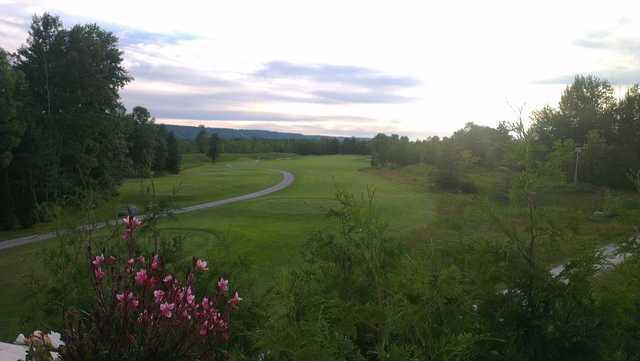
xmin=187 ymin=293 xmax=196 ymax=305
xmin=201 ymin=297 xmax=211 ymax=311
xmin=94 ymin=267 xmax=105 ymax=281
xmin=122 ymin=216 xmax=143 ymax=240
xmin=92 ymin=254 xmax=105 ymax=266
xmin=151 ymin=255 xmax=161 ymax=270
xmin=127 ymin=258 xmax=135 ymax=266
xmin=199 ymin=321 xmax=209 ymax=336
xmin=135 ymin=269 xmax=148 ymax=286
xmin=181 ymin=309 xmax=191 ymax=320
xmin=195 ymin=259 xmax=208 ymax=272
xmin=137 ymin=256 xmax=146 ymax=264
xmin=153 ymin=290 xmax=165 ymax=303
xmin=160 ymin=302 xmax=175 ymax=318
xmin=163 ymin=275 xmax=173 ymax=283
xmin=123 ymin=216 xmax=143 ymax=229
xmin=229 ymin=291 xmax=242 ymax=308
xmin=217 ymin=278 xmax=229 ymax=294
xmin=116 ymin=292 xmax=138 ymax=308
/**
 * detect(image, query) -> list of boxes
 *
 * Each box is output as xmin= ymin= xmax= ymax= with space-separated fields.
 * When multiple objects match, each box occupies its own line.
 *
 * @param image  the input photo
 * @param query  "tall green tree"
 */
xmin=152 ymin=124 xmax=168 ymax=173
xmin=166 ymin=131 xmax=181 ymax=174
xmin=0 ymin=49 xmax=28 ymax=229
xmin=16 ymin=13 xmax=131 ymax=202
xmin=195 ymin=125 xmax=209 ymax=154
xmin=207 ymin=133 xmax=220 ymax=162
xmin=128 ymin=106 xmax=157 ymax=177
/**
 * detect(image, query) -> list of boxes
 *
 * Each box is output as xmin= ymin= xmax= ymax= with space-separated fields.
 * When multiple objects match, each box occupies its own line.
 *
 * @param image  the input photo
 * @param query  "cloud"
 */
xmin=116 ymin=30 xmax=197 ymax=47
xmin=121 ymin=89 xmax=378 ymax=124
xmin=535 ymin=19 xmax=640 ymax=85
xmin=534 ymin=69 xmax=640 ymax=85
xmin=311 ymin=90 xmax=415 ymax=104
xmin=571 ymin=18 xmax=640 ymax=54
xmin=127 ymin=63 xmax=234 ymax=87
xmin=123 ymin=58 xmax=419 ymax=106
xmin=255 ymin=61 xmax=420 ymax=89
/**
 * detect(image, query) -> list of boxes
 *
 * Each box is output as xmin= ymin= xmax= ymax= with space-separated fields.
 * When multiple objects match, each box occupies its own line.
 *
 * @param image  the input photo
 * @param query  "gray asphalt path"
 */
xmin=549 ymin=232 xmax=640 ymax=280
xmin=0 ymin=170 xmax=295 ymax=251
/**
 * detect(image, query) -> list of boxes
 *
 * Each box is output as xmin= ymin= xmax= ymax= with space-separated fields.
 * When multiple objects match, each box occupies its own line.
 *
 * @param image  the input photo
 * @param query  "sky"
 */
xmin=1 ymin=0 xmax=639 ymax=138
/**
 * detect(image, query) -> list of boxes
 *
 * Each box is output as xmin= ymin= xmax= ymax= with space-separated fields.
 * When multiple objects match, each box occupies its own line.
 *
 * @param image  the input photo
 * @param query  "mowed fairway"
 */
xmin=0 ymin=155 xmax=435 ymax=341
xmin=157 ymin=155 xmax=435 ymax=279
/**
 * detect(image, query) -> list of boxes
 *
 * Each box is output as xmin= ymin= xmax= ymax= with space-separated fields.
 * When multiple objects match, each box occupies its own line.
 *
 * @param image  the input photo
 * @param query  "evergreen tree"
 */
xmin=195 ymin=125 xmax=209 ymax=153
xmin=0 ymin=48 xmax=27 ymax=229
xmin=207 ymin=133 xmax=220 ymax=162
xmin=166 ymin=131 xmax=181 ymax=174
xmin=152 ymin=125 xmax=168 ymax=173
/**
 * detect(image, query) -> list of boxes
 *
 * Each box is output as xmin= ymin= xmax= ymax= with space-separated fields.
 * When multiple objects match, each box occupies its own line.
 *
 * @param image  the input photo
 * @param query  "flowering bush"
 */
xmin=60 ymin=216 xmax=241 ymax=361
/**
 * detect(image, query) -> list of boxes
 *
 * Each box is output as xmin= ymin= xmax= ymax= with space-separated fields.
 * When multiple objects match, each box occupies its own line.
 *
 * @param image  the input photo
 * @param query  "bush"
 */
xmin=59 ymin=216 xmax=241 ymax=361
xmin=432 ymin=169 xmax=478 ymax=194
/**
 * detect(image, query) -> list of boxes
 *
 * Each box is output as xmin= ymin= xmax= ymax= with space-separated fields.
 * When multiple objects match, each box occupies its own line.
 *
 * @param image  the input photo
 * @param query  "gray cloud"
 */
xmin=127 ymin=63 xmax=234 ymax=87
xmin=255 ymin=60 xmax=421 ymax=89
xmin=122 ymin=58 xmax=419 ymax=107
xmin=535 ymin=20 xmax=640 ymax=86
xmin=311 ymin=90 xmax=414 ymax=104
xmin=534 ymin=69 xmax=640 ymax=85
xmin=121 ymin=89 xmax=378 ymax=124
xmin=571 ymin=19 xmax=640 ymax=54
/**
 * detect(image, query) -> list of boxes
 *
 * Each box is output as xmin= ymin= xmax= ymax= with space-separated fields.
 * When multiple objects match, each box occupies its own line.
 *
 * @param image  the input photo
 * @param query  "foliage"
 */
xmin=207 ymin=134 xmax=220 ymax=162
xmin=0 ymin=14 xmax=183 ymax=230
xmin=166 ymin=131 xmax=181 ymax=174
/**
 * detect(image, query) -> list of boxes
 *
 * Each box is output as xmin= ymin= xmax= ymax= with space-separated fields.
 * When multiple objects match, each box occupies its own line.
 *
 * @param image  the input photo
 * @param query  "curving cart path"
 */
xmin=0 ymin=170 xmax=295 ymax=251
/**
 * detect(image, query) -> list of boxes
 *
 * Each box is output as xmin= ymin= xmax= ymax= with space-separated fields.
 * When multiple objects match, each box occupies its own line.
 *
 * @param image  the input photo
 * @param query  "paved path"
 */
xmin=0 ymin=170 xmax=295 ymax=252
xmin=549 ymin=233 xmax=639 ymax=279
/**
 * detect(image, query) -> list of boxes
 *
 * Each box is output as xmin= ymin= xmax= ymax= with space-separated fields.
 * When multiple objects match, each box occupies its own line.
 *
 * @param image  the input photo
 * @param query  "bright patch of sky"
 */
xmin=1 ymin=0 xmax=639 ymax=138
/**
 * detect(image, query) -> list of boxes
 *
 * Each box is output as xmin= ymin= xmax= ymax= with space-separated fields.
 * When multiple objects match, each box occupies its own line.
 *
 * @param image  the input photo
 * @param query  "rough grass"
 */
xmin=0 ymin=155 xmax=435 ymax=341
xmin=2 ymin=155 xmax=638 ymax=341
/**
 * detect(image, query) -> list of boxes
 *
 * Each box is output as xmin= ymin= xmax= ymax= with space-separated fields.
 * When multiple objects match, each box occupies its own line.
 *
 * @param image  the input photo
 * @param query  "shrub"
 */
xmin=432 ymin=169 xmax=478 ymax=194
xmin=59 ymin=216 xmax=241 ymax=361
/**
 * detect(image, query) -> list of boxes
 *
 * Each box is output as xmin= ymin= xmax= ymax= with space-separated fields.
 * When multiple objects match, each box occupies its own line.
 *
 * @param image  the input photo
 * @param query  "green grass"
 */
xmin=2 ymin=154 xmax=638 ymax=342
xmin=374 ymin=164 xmax=640 ymax=267
xmin=0 ymin=155 xmax=435 ymax=341
xmin=0 ymin=154 xmax=281 ymax=241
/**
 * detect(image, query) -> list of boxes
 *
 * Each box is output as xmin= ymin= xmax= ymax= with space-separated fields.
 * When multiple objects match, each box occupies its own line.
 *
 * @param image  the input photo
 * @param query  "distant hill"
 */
xmin=163 ymin=124 xmax=329 ymax=141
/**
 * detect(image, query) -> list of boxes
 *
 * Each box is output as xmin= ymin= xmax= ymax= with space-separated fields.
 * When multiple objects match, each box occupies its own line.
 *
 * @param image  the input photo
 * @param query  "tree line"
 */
xmin=190 ymin=125 xmax=370 ymax=159
xmin=0 ymin=14 xmax=180 ymax=231
xmin=370 ymin=75 xmax=640 ymax=191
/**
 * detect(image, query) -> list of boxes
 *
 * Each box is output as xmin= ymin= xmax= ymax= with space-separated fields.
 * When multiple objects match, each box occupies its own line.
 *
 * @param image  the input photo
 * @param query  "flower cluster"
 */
xmin=89 ymin=253 xmax=240 ymax=342
xmin=65 ymin=217 xmax=241 ymax=360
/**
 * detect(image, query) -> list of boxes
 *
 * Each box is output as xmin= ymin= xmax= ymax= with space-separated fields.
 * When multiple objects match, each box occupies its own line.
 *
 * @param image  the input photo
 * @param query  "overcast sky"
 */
xmin=1 ymin=0 xmax=639 ymax=138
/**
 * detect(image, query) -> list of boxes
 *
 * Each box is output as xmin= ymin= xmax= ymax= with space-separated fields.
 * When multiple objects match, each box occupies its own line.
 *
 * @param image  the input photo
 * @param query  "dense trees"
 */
xmin=0 ymin=49 xmax=28 ymax=229
xmin=531 ymin=75 xmax=640 ymax=188
xmin=0 ymin=14 xmax=181 ymax=230
xmin=166 ymin=131 xmax=181 ymax=174
xmin=219 ymin=136 xmax=369 ymax=156
xmin=368 ymin=75 xmax=640 ymax=190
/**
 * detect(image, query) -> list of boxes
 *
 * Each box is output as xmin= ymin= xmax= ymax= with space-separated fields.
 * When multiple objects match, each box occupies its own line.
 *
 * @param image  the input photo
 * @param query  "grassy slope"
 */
xmin=3 ymin=155 xmax=635 ymax=341
xmin=0 ymin=155 xmax=434 ymax=341
xmin=159 ymin=155 xmax=434 ymax=281
xmin=375 ymin=163 xmax=640 ymax=267
xmin=0 ymin=154 xmax=281 ymax=241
